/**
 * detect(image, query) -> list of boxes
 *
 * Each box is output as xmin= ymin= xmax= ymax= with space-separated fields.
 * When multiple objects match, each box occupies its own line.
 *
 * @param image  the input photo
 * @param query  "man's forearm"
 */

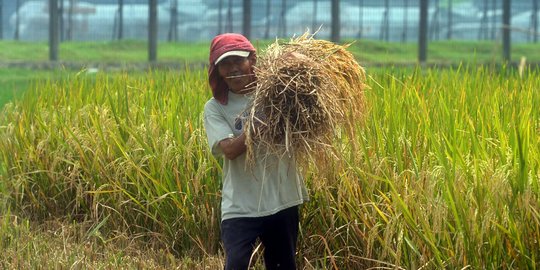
xmin=219 ymin=133 xmax=247 ymax=160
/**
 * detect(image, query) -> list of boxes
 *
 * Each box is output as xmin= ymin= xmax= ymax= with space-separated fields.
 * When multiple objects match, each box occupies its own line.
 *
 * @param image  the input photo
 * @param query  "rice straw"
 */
xmin=245 ymin=32 xmax=367 ymax=169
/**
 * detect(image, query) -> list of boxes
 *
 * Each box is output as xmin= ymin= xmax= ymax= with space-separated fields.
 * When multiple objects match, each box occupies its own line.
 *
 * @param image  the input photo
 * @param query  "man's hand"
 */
xmin=218 ymin=133 xmax=247 ymax=160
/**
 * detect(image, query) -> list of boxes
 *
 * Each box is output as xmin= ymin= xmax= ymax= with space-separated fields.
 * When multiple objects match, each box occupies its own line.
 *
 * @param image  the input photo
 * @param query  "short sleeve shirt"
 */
xmin=203 ymin=92 xmax=309 ymax=221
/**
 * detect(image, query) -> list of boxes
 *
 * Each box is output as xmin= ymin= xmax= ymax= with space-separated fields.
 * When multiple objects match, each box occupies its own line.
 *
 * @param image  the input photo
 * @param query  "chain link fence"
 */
xmin=1 ymin=0 xmax=538 ymax=61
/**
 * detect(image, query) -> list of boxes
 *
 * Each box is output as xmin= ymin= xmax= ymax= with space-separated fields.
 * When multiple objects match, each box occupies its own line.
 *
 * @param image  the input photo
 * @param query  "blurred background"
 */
xmin=1 ymin=0 xmax=538 ymax=44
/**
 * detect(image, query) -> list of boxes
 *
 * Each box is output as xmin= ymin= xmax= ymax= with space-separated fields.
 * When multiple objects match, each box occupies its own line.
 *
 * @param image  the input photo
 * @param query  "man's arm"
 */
xmin=218 ymin=133 xmax=247 ymax=160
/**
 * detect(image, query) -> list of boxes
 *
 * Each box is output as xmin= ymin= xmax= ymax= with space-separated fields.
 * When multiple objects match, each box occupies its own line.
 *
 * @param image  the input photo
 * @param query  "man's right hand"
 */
xmin=218 ymin=133 xmax=247 ymax=160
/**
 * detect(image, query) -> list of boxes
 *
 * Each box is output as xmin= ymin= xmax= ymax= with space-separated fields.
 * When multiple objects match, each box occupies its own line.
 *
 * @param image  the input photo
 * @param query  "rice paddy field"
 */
xmin=0 ymin=60 xmax=539 ymax=267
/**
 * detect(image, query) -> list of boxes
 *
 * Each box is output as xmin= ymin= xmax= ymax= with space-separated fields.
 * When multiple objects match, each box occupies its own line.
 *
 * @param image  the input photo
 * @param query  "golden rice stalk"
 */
xmin=245 ymin=32 xmax=367 ymax=168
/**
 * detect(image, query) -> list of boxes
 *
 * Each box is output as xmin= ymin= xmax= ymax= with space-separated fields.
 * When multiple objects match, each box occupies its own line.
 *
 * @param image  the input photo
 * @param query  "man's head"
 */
xmin=208 ymin=33 xmax=256 ymax=104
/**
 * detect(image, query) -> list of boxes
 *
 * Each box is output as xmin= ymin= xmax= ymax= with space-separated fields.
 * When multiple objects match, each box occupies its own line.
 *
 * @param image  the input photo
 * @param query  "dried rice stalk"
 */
xmin=245 ymin=32 xmax=367 ymax=168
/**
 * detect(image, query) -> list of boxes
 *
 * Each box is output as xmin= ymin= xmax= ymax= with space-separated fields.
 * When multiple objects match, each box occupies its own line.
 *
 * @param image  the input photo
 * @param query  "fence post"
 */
xmin=59 ymin=0 xmax=64 ymax=41
xmin=149 ymin=0 xmax=157 ymax=62
xmin=49 ymin=0 xmax=59 ymax=61
xmin=243 ymin=0 xmax=251 ymax=39
xmin=358 ymin=0 xmax=363 ymax=38
xmin=331 ymin=0 xmax=340 ymax=42
xmin=491 ymin=0 xmax=497 ymax=40
xmin=0 ymin=0 xmax=3 ymax=39
xmin=264 ymin=0 xmax=270 ymax=38
xmin=14 ymin=0 xmax=20 ymax=40
xmin=403 ymin=0 xmax=409 ymax=42
xmin=502 ymin=0 xmax=510 ymax=62
xmin=118 ymin=0 xmax=124 ymax=40
xmin=67 ymin=0 xmax=73 ymax=40
xmin=278 ymin=0 xmax=286 ymax=37
xmin=381 ymin=0 xmax=389 ymax=41
xmin=418 ymin=0 xmax=428 ymax=63
xmin=312 ymin=0 xmax=318 ymax=34
xmin=429 ymin=0 xmax=440 ymax=40
xmin=218 ymin=0 xmax=222 ymax=34
xmin=168 ymin=0 xmax=177 ymax=41
xmin=226 ymin=0 xmax=233 ymax=32
xmin=447 ymin=0 xmax=452 ymax=39
xmin=533 ymin=0 xmax=538 ymax=43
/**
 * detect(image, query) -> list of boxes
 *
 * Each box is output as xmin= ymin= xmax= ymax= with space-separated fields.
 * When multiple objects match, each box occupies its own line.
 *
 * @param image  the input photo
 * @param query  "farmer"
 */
xmin=203 ymin=33 xmax=309 ymax=270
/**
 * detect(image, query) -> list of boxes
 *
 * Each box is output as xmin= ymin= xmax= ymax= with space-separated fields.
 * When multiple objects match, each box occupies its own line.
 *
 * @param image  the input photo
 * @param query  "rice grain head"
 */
xmin=245 ymin=32 xmax=367 ymax=169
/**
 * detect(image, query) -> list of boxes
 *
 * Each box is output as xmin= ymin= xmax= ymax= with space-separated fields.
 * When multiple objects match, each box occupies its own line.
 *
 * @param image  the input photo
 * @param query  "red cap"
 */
xmin=208 ymin=33 xmax=256 ymax=105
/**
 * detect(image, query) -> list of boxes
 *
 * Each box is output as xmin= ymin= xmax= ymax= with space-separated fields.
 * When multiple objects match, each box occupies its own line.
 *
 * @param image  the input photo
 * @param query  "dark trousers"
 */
xmin=221 ymin=206 xmax=299 ymax=270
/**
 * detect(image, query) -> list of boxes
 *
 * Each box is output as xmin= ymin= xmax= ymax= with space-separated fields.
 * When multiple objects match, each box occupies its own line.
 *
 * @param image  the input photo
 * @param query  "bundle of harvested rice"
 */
xmin=245 ymin=32 xmax=367 ymax=167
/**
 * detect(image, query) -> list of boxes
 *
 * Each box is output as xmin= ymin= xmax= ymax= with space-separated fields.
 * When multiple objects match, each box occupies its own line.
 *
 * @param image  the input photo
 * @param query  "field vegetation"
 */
xmin=1 ymin=61 xmax=539 ymax=268
xmin=1 ymin=39 xmax=540 ymax=64
xmin=2 ymin=39 xmax=539 ymax=109
xmin=1 ymin=39 xmax=540 ymax=268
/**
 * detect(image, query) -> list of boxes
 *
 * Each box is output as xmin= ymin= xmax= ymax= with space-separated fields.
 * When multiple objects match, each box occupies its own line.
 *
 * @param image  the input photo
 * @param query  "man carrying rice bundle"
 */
xmin=203 ymin=33 xmax=309 ymax=270
xmin=204 ymin=32 xmax=366 ymax=270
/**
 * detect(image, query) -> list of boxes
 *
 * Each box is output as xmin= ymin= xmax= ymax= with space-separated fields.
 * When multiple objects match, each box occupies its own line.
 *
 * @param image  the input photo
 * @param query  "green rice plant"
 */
xmin=0 ymin=68 xmax=222 ymax=258
xmin=299 ymin=65 xmax=539 ymax=269
xmin=1 ymin=65 xmax=539 ymax=268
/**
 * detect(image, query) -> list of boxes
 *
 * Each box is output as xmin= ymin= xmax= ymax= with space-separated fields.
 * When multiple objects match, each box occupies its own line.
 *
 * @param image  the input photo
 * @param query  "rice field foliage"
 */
xmin=0 ymin=69 xmax=222 ymax=258
xmin=1 ymin=66 xmax=539 ymax=268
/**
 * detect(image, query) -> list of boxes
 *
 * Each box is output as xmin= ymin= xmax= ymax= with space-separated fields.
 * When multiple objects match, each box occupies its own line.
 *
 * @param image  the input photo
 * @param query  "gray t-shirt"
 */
xmin=203 ymin=91 xmax=309 ymax=221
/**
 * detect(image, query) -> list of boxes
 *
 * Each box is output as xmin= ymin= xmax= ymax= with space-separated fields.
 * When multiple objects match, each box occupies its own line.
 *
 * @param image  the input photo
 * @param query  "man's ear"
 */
xmin=248 ymin=53 xmax=257 ymax=66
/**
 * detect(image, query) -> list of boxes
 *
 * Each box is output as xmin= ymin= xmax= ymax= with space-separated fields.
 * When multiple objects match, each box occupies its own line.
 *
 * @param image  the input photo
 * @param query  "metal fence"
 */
xmin=1 ymin=0 xmax=538 ymax=61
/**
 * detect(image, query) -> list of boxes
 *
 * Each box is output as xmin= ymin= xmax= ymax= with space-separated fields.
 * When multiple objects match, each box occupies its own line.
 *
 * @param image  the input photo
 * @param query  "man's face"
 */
xmin=217 ymin=54 xmax=256 ymax=94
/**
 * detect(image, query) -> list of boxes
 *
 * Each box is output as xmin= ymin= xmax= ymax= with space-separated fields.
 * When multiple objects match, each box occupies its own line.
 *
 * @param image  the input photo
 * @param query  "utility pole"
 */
xmin=49 ymin=0 xmax=59 ymax=61
xmin=491 ymin=0 xmax=496 ymax=40
xmin=118 ymin=0 xmax=124 ymax=40
xmin=403 ymin=0 xmax=409 ymax=42
xmin=418 ymin=0 xmax=428 ymax=63
xmin=533 ymin=0 xmax=538 ymax=43
xmin=264 ymin=0 xmax=270 ymax=38
xmin=226 ymin=0 xmax=233 ymax=32
xmin=14 ymin=0 xmax=20 ymax=40
xmin=429 ymin=0 xmax=440 ymax=40
xmin=502 ymin=0 xmax=510 ymax=62
xmin=447 ymin=0 xmax=452 ymax=39
xmin=59 ymin=0 xmax=64 ymax=41
xmin=0 ymin=0 xmax=3 ymax=39
xmin=218 ymin=0 xmax=222 ymax=34
xmin=242 ymin=0 xmax=251 ymax=39
xmin=479 ymin=0 xmax=488 ymax=39
xmin=278 ymin=0 xmax=286 ymax=37
xmin=168 ymin=0 xmax=177 ymax=41
xmin=312 ymin=0 xmax=318 ymax=34
xmin=149 ymin=0 xmax=157 ymax=62
xmin=67 ymin=0 xmax=73 ymax=40
xmin=358 ymin=0 xmax=363 ymax=38
xmin=381 ymin=0 xmax=389 ymax=41
xmin=331 ymin=0 xmax=340 ymax=42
